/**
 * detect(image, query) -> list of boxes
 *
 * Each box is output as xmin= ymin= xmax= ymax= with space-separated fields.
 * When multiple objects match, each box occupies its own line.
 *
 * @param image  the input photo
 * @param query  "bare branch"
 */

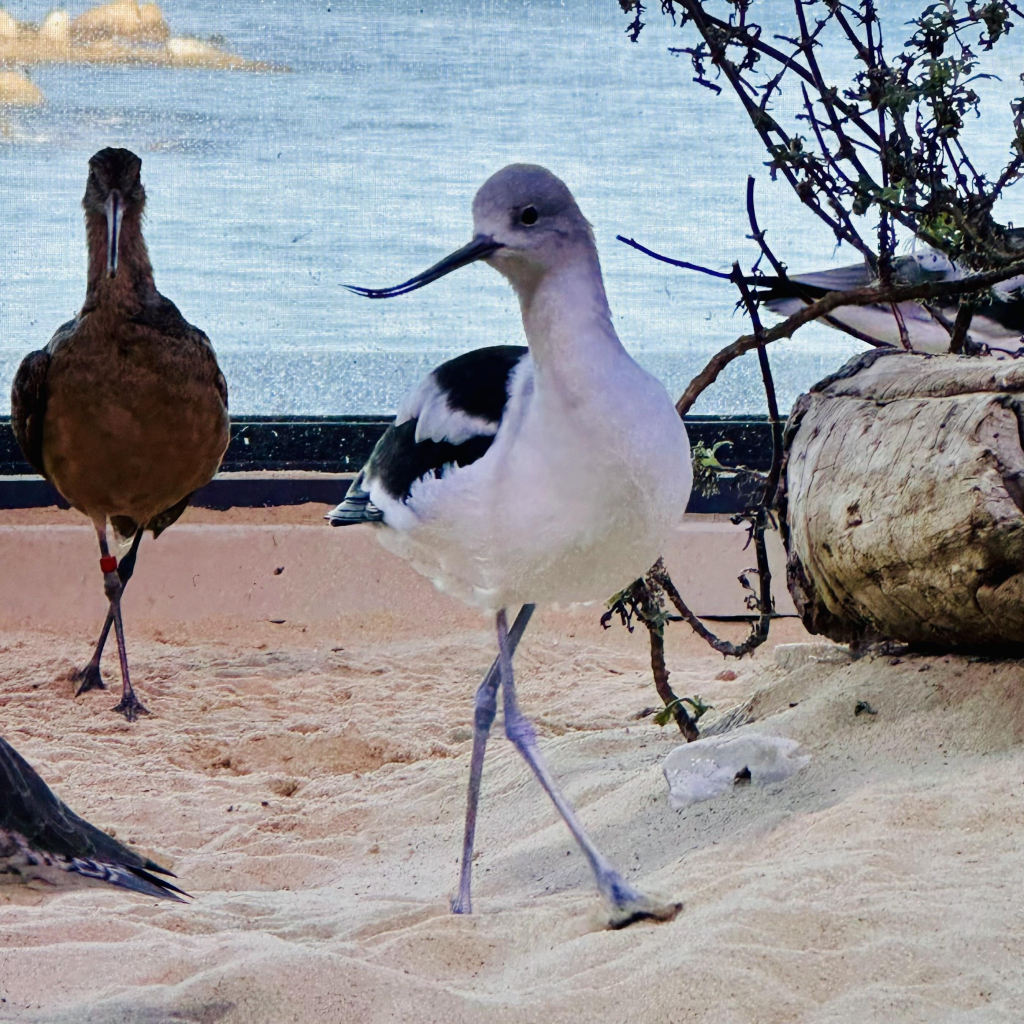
xmin=744 ymin=175 xmax=787 ymax=279
xmin=615 ymin=235 xmax=735 ymax=279
xmin=890 ymin=301 xmax=912 ymax=350
xmin=649 ymin=555 xmax=774 ymax=659
xmin=949 ymin=300 xmax=976 ymax=353
xmin=675 ymin=0 xmax=877 ymax=259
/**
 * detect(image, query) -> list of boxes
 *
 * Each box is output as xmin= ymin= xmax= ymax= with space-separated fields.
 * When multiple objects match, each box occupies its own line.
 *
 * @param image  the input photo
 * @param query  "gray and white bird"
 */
xmin=757 ymin=246 xmax=1024 ymax=352
xmin=0 ymin=735 xmax=187 ymax=901
xmin=329 ymin=164 xmax=691 ymax=927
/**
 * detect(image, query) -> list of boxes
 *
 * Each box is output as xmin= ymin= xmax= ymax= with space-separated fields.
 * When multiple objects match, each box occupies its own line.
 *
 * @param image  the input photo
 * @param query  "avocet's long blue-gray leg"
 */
xmin=451 ymin=603 xmax=535 ymax=915
xmin=495 ymin=608 xmax=681 ymax=929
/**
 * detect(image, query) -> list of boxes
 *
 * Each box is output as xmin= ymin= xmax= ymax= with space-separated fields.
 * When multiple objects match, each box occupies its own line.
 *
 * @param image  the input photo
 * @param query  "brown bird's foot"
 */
xmin=70 ymin=662 xmax=106 ymax=696
xmin=111 ymin=691 xmax=150 ymax=722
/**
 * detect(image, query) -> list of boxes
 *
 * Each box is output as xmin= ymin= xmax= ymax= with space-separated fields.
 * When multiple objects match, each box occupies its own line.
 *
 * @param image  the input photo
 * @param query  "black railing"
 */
xmin=0 ymin=415 xmax=773 ymax=513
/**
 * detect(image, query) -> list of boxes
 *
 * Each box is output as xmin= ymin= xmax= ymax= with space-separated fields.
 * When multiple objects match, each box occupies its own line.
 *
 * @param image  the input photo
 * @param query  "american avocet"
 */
xmin=10 ymin=148 xmax=229 ymax=721
xmin=0 ymin=735 xmax=187 ymax=900
xmin=757 ymin=241 xmax=1024 ymax=352
xmin=329 ymin=164 xmax=691 ymax=926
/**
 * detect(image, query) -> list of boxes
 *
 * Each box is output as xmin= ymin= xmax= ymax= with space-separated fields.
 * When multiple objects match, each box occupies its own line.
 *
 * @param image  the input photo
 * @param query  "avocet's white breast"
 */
xmin=340 ymin=163 xmax=693 ymax=611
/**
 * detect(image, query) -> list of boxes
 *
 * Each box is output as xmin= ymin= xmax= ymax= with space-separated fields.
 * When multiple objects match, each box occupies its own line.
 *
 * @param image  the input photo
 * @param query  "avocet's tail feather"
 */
xmin=326 ymin=475 xmax=384 ymax=526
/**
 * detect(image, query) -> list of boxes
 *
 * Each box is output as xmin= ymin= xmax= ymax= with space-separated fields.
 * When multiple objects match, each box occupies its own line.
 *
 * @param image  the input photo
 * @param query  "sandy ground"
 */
xmin=0 ymin=518 xmax=1023 ymax=1022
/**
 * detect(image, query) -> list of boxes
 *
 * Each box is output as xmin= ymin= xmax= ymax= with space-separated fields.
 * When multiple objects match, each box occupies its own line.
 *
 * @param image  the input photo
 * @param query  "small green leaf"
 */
xmin=681 ymin=695 xmax=715 ymax=721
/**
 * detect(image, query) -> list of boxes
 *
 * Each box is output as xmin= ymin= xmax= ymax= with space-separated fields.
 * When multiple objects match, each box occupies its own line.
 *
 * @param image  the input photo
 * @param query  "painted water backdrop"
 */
xmin=1 ymin=0 xmax=1022 ymax=416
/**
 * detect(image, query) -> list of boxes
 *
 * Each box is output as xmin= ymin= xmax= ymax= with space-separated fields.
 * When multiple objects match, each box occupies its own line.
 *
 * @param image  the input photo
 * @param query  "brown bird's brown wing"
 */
xmin=11 ymin=318 xmax=81 ymax=478
xmin=214 ymin=363 xmax=228 ymax=411
xmin=11 ymin=348 xmax=53 ymax=478
xmin=128 ymin=295 xmax=228 ymax=537
xmin=130 ymin=295 xmax=228 ymax=409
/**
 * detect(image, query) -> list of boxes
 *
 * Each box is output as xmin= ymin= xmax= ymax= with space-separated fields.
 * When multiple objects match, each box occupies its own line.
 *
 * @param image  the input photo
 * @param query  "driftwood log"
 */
xmin=778 ymin=348 xmax=1024 ymax=649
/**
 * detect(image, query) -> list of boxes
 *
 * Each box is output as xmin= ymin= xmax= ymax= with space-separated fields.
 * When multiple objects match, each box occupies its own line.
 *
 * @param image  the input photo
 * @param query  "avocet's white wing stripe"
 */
xmin=397 ymin=375 xmax=499 ymax=445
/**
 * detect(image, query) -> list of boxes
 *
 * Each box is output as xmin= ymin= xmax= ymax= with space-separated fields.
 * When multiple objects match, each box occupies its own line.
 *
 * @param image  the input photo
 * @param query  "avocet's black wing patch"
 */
xmin=327 ymin=346 xmax=528 ymax=526
xmin=0 ymin=735 xmax=188 ymax=901
xmin=367 ymin=422 xmax=497 ymax=501
xmin=430 ymin=344 xmax=527 ymax=424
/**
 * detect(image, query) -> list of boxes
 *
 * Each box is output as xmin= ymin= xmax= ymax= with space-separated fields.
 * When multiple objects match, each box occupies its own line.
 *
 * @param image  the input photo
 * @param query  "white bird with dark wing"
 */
xmin=329 ymin=164 xmax=692 ymax=927
xmin=757 ymin=244 xmax=1024 ymax=352
xmin=0 ymin=735 xmax=187 ymax=901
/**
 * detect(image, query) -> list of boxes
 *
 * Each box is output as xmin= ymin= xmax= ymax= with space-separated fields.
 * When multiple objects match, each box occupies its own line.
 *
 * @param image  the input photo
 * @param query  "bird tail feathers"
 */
xmin=67 ymin=856 xmax=191 ymax=902
xmin=326 ymin=475 xmax=384 ymax=526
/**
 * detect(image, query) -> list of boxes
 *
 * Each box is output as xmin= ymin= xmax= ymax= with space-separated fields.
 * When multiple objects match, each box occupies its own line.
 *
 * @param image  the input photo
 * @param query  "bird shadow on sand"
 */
xmin=13 ymin=999 xmax=234 ymax=1024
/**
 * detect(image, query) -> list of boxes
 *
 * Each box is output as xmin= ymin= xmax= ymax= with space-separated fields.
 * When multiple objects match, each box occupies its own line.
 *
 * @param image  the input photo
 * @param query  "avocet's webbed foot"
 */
xmin=605 ymin=890 xmax=683 ymax=930
xmin=594 ymin=858 xmax=683 ymax=929
xmin=71 ymin=662 xmax=106 ymax=695
xmin=111 ymin=690 xmax=149 ymax=722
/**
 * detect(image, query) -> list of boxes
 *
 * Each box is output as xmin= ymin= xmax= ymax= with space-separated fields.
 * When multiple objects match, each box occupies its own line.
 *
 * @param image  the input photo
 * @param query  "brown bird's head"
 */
xmin=83 ymin=148 xmax=145 ymax=279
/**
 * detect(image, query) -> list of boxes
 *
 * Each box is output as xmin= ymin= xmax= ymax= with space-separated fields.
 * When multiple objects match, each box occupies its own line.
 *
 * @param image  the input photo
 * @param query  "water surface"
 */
xmin=1 ymin=1 xmax=1020 ymax=416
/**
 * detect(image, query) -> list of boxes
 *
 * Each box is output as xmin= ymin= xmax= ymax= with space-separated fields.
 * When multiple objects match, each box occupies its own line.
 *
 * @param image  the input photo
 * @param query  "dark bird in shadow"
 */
xmin=0 ymin=735 xmax=188 ymax=900
xmin=11 ymin=148 xmax=229 ymax=721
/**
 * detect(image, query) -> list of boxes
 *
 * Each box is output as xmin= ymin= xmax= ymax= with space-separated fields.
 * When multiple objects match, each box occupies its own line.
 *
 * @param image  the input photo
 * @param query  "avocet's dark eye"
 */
xmin=520 ymin=206 xmax=538 ymax=226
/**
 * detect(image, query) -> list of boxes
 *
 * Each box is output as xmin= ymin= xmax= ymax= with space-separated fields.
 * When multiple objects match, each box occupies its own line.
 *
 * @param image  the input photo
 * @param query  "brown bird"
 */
xmin=11 ymin=148 xmax=229 ymax=721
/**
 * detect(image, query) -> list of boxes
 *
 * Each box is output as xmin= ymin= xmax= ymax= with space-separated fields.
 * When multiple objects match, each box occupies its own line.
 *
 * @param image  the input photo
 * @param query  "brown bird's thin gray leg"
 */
xmin=496 ymin=609 xmax=681 ymax=929
xmin=72 ymin=528 xmax=144 ymax=696
xmin=94 ymin=526 xmax=149 ymax=722
xmin=451 ymin=603 xmax=535 ymax=916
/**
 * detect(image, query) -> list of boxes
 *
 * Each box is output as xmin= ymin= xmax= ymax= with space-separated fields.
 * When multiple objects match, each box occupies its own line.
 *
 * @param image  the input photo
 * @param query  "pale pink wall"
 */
xmin=0 ymin=515 xmax=795 ymax=629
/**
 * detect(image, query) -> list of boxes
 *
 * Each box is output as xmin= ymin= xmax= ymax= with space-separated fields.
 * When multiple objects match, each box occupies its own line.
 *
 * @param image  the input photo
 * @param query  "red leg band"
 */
xmin=100 ymin=555 xmax=118 ymax=573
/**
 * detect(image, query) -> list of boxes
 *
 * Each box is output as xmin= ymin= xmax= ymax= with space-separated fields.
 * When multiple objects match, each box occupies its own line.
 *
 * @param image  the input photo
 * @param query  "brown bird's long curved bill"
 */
xmin=346 ymin=235 xmax=503 ymax=299
xmin=105 ymin=190 xmax=123 ymax=278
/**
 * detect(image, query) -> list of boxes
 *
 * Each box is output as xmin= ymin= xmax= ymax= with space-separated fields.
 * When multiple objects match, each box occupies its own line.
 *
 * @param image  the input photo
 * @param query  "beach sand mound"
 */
xmin=0 ymin=609 xmax=1021 ymax=1022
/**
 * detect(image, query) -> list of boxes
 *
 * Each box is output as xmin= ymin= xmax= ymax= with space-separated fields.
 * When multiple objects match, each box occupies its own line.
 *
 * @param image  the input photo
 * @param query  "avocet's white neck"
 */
xmin=512 ymin=246 xmax=629 ymax=390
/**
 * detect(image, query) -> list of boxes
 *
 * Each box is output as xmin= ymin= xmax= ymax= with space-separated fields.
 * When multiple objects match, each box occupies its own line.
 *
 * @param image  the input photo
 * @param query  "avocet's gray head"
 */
xmin=347 ymin=164 xmax=594 ymax=301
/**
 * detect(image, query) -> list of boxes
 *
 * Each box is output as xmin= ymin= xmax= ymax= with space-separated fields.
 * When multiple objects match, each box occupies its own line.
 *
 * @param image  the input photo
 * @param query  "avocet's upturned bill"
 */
xmin=329 ymin=164 xmax=691 ymax=927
